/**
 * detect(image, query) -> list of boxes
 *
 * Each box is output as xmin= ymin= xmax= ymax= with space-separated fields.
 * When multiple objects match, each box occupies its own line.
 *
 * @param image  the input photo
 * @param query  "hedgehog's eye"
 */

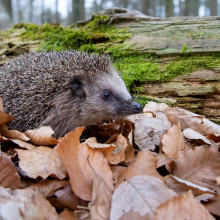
xmin=102 ymin=90 xmax=111 ymax=100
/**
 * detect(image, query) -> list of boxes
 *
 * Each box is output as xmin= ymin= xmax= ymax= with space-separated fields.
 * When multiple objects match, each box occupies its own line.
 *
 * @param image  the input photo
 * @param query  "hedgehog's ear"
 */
xmin=69 ymin=77 xmax=86 ymax=99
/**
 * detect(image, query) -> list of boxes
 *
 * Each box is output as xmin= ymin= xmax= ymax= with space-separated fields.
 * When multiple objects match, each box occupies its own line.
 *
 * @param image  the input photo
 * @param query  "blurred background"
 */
xmin=1 ymin=0 xmax=220 ymax=30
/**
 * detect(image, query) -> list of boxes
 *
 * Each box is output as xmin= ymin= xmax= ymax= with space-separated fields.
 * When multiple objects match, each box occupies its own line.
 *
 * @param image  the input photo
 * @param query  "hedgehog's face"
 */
xmin=69 ymin=69 xmax=142 ymax=125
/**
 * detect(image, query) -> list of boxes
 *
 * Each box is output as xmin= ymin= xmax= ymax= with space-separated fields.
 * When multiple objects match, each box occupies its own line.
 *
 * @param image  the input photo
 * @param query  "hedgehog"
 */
xmin=0 ymin=51 xmax=142 ymax=137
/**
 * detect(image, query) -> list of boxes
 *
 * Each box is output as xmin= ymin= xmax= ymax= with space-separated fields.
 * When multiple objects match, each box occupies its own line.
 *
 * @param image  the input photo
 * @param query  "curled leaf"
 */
xmin=25 ymin=126 xmax=58 ymax=145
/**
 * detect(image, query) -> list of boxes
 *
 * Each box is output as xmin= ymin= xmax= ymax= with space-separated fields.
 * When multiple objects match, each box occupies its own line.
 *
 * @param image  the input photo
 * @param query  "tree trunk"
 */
xmin=29 ymin=0 xmax=34 ymax=23
xmin=165 ymin=0 xmax=174 ymax=17
xmin=2 ymin=0 xmax=12 ymax=19
xmin=72 ymin=0 xmax=84 ymax=23
xmin=209 ymin=0 xmax=217 ymax=16
xmin=41 ymin=0 xmax=45 ymax=24
xmin=55 ymin=0 xmax=59 ymax=23
xmin=16 ymin=0 xmax=23 ymax=22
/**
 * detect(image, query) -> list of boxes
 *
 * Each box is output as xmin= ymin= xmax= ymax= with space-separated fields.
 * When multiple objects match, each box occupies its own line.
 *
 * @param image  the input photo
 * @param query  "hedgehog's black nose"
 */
xmin=132 ymin=101 xmax=143 ymax=113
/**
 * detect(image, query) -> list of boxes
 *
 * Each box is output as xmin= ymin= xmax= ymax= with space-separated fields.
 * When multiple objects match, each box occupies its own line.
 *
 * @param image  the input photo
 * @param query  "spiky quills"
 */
xmin=0 ymin=50 xmax=112 ymax=131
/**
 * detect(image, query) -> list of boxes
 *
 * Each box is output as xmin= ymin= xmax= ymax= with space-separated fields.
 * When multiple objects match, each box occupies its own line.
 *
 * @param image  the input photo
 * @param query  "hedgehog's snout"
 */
xmin=132 ymin=101 xmax=143 ymax=114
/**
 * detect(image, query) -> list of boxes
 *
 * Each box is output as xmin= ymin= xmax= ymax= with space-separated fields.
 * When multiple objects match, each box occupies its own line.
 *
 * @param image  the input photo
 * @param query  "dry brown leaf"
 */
xmin=161 ymin=123 xmax=186 ymax=159
xmin=25 ymin=126 xmax=58 ymax=145
xmin=115 ymin=151 xmax=163 ymax=188
xmin=167 ymin=146 xmax=220 ymax=190
xmin=119 ymin=211 xmax=150 ymax=220
xmin=0 ymin=112 xmax=14 ymax=126
xmin=88 ymin=168 xmax=112 ymax=220
xmin=183 ymin=128 xmax=215 ymax=146
xmin=154 ymin=191 xmax=214 ymax=220
xmin=28 ymin=179 xmax=69 ymax=197
xmin=165 ymin=175 xmax=216 ymax=197
xmin=0 ymin=124 xmax=29 ymax=141
xmin=86 ymin=137 xmax=116 ymax=149
xmin=54 ymin=184 xmax=81 ymax=210
xmin=123 ymin=139 xmax=134 ymax=163
xmin=132 ymin=113 xmax=172 ymax=151
xmin=203 ymin=195 xmax=220 ymax=216
xmin=207 ymin=133 xmax=220 ymax=143
xmin=112 ymin=165 xmax=127 ymax=186
xmin=110 ymin=175 xmax=176 ymax=220
xmin=11 ymin=139 xmax=37 ymax=150
xmin=56 ymin=127 xmax=113 ymax=201
xmin=16 ymin=146 xmax=67 ymax=179
xmin=59 ymin=209 xmax=78 ymax=220
xmin=217 ymin=176 xmax=220 ymax=185
xmin=104 ymin=134 xmax=128 ymax=164
xmin=155 ymin=154 xmax=172 ymax=168
xmin=0 ymin=155 xmax=20 ymax=190
xmin=0 ymin=187 xmax=59 ymax=220
xmin=143 ymin=101 xmax=169 ymax=115
xmin=143 ymin=102 xmax=220 ymax=135
xmin=0 ymin=98 xmax=14 ymax=125
xmin=87 ymin=135 xmax=131 ymax=165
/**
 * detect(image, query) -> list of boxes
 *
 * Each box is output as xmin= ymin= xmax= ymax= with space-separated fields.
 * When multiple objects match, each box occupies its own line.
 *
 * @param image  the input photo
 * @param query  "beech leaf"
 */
xmin=88 ymin=169 xmax=112 ymax=220
xmin=132 ymin=113 xmax=171 ymax=150
xmin=0 ymin=124 xmax=29 ymax=141
xmin=154 ymin=191 xmax=214 ymax=220
xmin=56 ymin=127 xmax=113 ymax=201
xmin=110 ymin=175 xmax=176 ymax=220
xmin=0 ymin=155 xmax=20 ymax=190
xmin=161 ymin=123 xmax=186 ymax=159
xmin=25 ymin=126 xmax=58 ymax=145
xmin=0 ymin=187 xmax=59 ymax=220
xmin=16 ymin=146 xmax=67 ymax=179
xmin=115 ymin=150 xmax=163 ymax=188
xmin=167 ymin=146 xmax=220 ymax=190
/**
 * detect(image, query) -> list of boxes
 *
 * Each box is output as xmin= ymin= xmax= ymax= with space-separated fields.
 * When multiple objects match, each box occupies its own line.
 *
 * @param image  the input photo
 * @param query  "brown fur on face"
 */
xmin=0 ymin=51 xmax=142 ymax=137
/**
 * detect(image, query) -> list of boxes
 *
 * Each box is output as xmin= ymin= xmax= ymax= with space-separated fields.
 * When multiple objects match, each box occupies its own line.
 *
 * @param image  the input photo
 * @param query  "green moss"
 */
xmin=15 ymin=15 xmax=131 ymax=53
xmin=180 ymin=42 xmax=193 ymax=56
xmin=114 ymin=54 xmax=220 ymax=91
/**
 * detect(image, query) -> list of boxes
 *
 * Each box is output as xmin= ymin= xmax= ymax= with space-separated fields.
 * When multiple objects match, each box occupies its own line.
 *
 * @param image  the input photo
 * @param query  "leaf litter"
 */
xmin=0 ymin=100 xmax=220 ymax=219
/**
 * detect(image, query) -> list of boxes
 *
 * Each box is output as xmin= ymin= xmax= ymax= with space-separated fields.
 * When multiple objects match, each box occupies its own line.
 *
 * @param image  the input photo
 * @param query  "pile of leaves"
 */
xmin=0 ymin=97 xmax=220 ymax=220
